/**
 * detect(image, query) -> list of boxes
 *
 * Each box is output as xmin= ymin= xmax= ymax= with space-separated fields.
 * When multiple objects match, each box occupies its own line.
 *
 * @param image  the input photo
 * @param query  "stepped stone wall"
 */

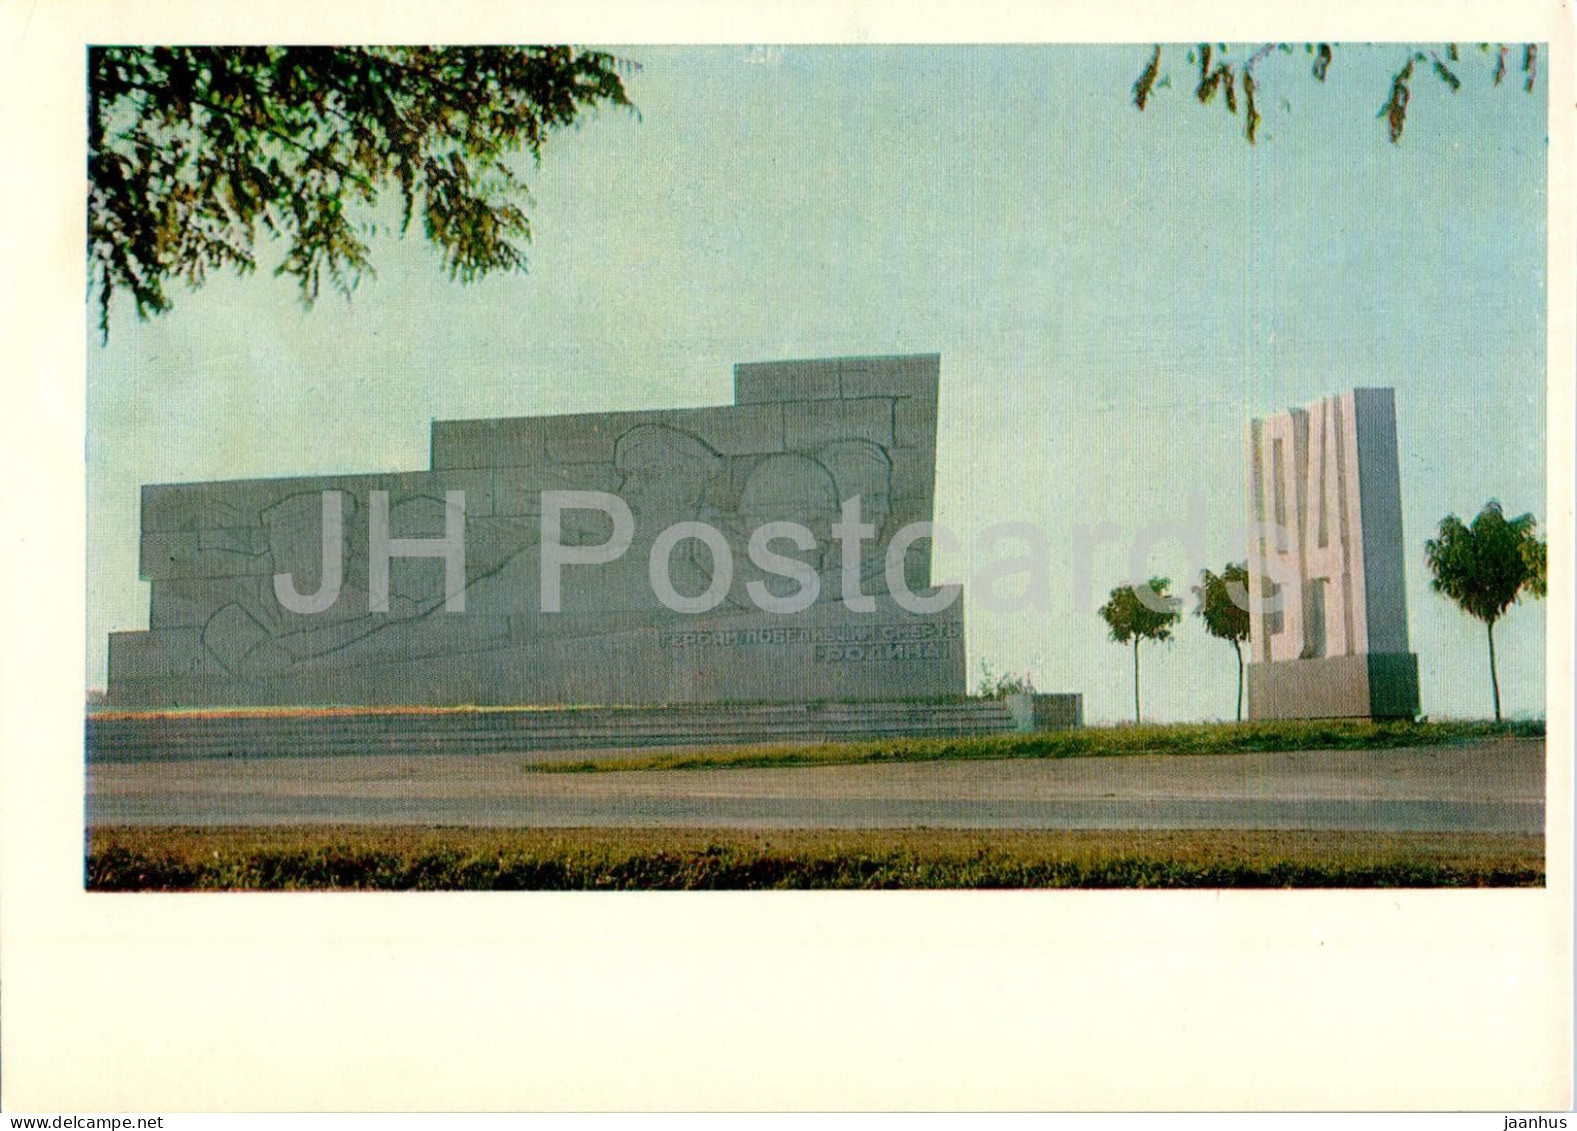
xmin=86 ymin=695 xmax=1085 ymax=763
xmin=108 ymin=355 xmax=968 ymax=709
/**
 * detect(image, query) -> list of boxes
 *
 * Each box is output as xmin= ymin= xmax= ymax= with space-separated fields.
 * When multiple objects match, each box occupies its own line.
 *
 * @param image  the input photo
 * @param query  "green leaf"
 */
xmin=1133 ymin=45 xmax=1162 ymax=110
xmin=1313 ymin=43 xmax=1332 ymax=81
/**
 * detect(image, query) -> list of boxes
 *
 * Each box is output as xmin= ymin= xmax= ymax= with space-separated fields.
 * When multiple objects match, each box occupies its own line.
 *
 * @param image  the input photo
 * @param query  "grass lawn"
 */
xmin=524 ymin=717 xmax=1544 ymax=774
xmin=87 ymin=825 xmax=1544 ymax=890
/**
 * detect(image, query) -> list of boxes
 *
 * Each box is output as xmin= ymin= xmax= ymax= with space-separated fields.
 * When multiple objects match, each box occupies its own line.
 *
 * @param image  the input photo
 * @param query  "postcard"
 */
xmin=2 ymin=0 xmax=1571 ymax=1115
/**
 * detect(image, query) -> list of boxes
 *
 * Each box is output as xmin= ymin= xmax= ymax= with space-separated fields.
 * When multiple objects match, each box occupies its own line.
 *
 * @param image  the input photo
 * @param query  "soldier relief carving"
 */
xmin=111 ymin=355 xmax=957 ymax=705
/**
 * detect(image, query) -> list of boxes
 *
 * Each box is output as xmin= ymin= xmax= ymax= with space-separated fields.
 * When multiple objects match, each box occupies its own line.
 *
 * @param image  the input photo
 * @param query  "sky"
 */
xmin=85 ymin=44 xmax=1549 ymax=723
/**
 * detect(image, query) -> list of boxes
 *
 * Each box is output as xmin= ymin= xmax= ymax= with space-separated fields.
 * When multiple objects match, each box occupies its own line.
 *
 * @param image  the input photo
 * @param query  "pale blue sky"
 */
xmin=86 ymin=44 xmax=1548 ymax=722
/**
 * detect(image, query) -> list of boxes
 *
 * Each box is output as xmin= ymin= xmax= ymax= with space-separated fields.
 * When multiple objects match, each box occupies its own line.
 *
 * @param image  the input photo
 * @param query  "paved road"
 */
xmin=86 ymin=737 xmax=1545 ymax=832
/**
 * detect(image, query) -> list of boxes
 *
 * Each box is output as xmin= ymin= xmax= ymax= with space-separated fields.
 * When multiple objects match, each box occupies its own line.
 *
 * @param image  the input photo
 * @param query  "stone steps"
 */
xmin=85 ymin=699 xmax=1031 ymax=762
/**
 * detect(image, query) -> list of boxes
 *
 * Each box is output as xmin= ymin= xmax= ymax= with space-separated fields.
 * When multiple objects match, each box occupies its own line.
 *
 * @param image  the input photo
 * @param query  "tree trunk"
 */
xmin=1132 ymin=638 xmax=1141 ymax=724
xmin=1487 ymin=619 xmax=1502 ymax=723
xmin=1233 ymin=638 xmax=1244 ymax=723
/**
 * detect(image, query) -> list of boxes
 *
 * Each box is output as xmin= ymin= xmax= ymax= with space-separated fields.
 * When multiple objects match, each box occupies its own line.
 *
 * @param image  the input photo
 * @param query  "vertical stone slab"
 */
xmin=1353 ymin=388 xmax=1410 ymax=655
xmin=1244 ymin=387 xmax=1419 ymax=719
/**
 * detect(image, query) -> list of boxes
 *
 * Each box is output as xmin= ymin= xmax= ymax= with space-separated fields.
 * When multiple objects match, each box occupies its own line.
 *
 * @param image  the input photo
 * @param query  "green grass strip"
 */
xmin=525 ymin=718 xmax=1544 ymax=774
xmin=87 ymin=826 xmax=1544 ymax=891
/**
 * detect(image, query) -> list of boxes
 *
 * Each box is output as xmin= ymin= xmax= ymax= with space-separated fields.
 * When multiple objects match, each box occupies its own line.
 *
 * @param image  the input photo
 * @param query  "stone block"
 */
xmin=1365 ymin=652 xmax=1423 ymax=719
xmin=140 ymin=528 xmax=271 ymax=581
xmin=1031 ymin=693 xmax=1083 ymax=729
xmin=431 ymin=417 xmax=545 ymax=470
xmin=784 ymin=397 xmax=893 ymax=450
xmin=141 ymin=484 xmax=264 ymax=532
xmin=536 ymin=414 xmax=628 ymax=465
xmin=684 ymin=402 xmax=785 ymax=457
xmin=1246 ymin=652 xmax=1420 ymax=720
xmin=734 ymin=359 xmax=842 ymax=404
xmin=885 ymin=449 xmax=937 ymax=505
xmin=893 ymin=393 xmax=939 ymax=449
xmin=840 ymin=353 xmax=940 ymax=400
xmin=108 ymin=629 xmax=208 ymax=681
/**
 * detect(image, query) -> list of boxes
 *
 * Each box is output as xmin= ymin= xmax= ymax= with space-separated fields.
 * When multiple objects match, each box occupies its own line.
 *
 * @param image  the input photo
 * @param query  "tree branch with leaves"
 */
xmin=1133 ymin=42 xmax=1539 ymax=146
xmin=88 ymin=46 xmax=635 ymax=339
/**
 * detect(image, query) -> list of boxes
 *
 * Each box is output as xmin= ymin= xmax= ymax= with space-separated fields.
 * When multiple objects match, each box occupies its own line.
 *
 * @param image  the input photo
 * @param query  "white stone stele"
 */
xmin=1242 ymin=387 xmax=1420 ymax=720
xmin=108 ymin=354 xmax=972 ymax=709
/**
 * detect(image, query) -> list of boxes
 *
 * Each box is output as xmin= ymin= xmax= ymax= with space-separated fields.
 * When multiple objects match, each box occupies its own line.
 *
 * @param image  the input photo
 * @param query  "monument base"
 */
xmin=1246 ymin=653 xmax=1419 ymax=721
xmin=87 ymin=696 xmax=1084 ymax=763
xmin=107 ymin=591 xmax=967 ymax=709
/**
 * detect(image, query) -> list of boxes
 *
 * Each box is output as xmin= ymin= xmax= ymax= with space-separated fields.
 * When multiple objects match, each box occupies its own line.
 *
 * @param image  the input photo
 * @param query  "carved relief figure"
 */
xmin=548 ymin=424 xmax=726 ymax=614
xmin=818 ymin=438 xmax=894 ymax=595
xmin=729 ymin=452 xmax=841 ymax=605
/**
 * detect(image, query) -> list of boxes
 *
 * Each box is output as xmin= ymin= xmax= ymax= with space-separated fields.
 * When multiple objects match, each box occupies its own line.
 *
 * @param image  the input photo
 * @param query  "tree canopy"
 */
xmin=1425 ymin=502 xmax=1544 ymax=625
xmin=1098 ymin=578 xmax=1182 ymax=723
xmin=1132 ymin=42 xmax=1539 ymax=145
xmin=88 ymin=46 xmax=633 ymax=338
xmin=1192 ymin=563 xmax=1250 ymax=644
xmin=1193 ymin=563 xmax=1251 ymax=722
xmin=1099 ymin=577 xmax=1183 ymax=647
xmin=1521 ymin=537 xmax=1548 ymax=600
xmin=1424 ymin=501 xmax=1546 ymax=721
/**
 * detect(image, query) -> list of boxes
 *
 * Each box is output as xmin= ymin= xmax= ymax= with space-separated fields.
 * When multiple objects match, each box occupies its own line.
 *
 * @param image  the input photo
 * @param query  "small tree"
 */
xmin=1424 ymin=501 xmax=1546 ymax=722
xmin=1098 ymin=578 xmax=1182 ymax=724
xmin=1193 ymin=563 xmax=1251 ymax=722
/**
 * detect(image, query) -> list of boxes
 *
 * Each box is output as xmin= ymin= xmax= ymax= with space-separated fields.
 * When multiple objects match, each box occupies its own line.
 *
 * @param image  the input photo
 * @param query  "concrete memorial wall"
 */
xmin=108 ymin=354 xmax=966 ymax=708
xmin=1243 ymin=387 xmax=1421 ymax=719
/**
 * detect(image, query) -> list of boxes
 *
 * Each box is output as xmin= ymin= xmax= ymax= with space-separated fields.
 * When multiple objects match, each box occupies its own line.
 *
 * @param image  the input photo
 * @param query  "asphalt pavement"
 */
xmin=85 ymin=737 xmax=1545 ymax=832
